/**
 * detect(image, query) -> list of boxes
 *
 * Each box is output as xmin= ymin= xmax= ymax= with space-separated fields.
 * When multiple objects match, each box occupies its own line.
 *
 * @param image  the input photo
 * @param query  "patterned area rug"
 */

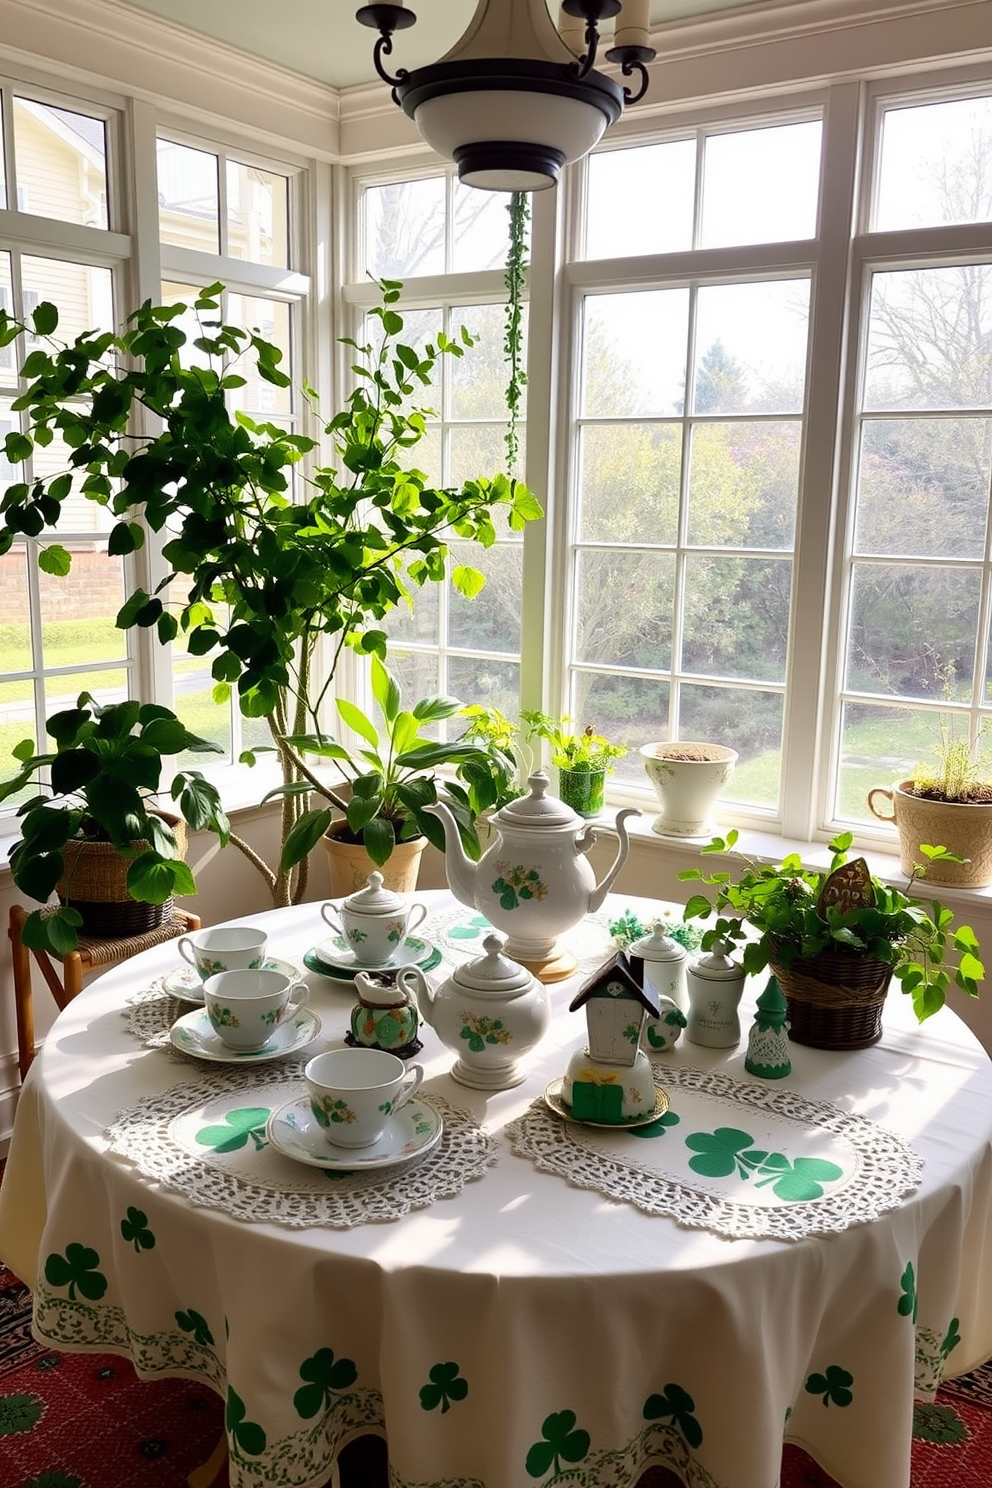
xmin=2 ymin=1239 xmax=991 ymax=1487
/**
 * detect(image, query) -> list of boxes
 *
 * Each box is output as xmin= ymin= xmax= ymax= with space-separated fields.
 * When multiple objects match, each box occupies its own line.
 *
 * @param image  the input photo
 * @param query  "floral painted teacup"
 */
xmin=203 ymin=967 xmax=308 ymax=1051
xmin=177 ymin=925 xmax=268 ymax=982
xmin=304 ymin=1048 xmax=423 ymax=1148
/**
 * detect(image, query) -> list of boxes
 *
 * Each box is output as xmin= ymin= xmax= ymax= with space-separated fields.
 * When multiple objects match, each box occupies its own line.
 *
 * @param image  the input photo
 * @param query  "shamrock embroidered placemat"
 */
xmin=504 ymin=1064 xmax=923 ymax=1241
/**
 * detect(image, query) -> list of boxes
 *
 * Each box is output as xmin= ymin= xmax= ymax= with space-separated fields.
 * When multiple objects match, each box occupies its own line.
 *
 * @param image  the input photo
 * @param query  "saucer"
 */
xmin=169 ymin=1006 xmax=321 ymax=1063
xmin=304 ymin=935 xmax=442 ymax=982
xmin=163 ymin=957 xmax=300 ymax=1006
xmin=266 ymin=1095 xmax=443 ymax=1170
xmin=543 ymin=1077 xmax=670 ymax=1129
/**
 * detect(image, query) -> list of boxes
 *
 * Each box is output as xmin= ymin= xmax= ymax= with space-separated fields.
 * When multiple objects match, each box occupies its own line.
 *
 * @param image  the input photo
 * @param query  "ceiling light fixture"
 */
xmin=355 ymin=0 xmax=656 ymax=192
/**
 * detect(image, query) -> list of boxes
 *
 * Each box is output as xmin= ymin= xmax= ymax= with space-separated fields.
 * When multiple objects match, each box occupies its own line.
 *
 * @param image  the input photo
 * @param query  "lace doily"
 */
xmin=106 ymin=1068 xmax=498 ymax=1228
xmin=424 ymin=904 xmax=618 ymax=977
xmin=123 ymin=980 xmax=194 ymax=1054
xmin=505 ymin=1064 xmax=923 ymax=1241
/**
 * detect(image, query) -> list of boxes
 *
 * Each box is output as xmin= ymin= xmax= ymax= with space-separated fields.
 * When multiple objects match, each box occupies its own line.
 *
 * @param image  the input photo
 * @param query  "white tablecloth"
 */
xmin=3 ymin=893 xmax=992 ymax=1488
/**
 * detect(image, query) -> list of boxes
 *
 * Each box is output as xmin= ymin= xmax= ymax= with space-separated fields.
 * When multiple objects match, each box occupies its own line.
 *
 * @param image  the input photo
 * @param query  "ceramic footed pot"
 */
xmin=562 ymin=1047 xmax=657 ymax=1123
xmin=640 ymin=742 xmax=738 ymax=838
xmin=868 ymin=779 xmax=992 ymax=888
xmin=398 ymin=933 xmax=551 ymax=1090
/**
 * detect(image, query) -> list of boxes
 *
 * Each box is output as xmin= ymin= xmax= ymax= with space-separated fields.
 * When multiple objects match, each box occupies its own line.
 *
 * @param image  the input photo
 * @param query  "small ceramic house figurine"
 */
xmin=563 ymin=952 xmax=660 ymax=1123
xmin=744 ymin=975 xmax=791 ymax=1080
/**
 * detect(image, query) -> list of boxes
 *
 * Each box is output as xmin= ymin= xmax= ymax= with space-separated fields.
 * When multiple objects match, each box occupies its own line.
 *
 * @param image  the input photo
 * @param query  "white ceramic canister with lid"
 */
xmin=685 ymin=942 xmax=746 ymax=1048
xmin=627 ymin=924 xmax=689 ymax=1013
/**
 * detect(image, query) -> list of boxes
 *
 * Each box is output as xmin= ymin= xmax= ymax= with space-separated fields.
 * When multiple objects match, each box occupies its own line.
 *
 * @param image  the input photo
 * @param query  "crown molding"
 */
xmin=0 ymin=0 xmax=340 ymax=158
xmin=339 ymin=0 xmax=992 ymax=161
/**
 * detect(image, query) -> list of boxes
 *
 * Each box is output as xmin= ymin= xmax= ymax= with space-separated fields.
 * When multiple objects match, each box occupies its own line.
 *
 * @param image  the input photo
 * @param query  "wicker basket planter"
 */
xmin=57 ymin=812 xmax=187 ymax=940
xmin=771 ymin=948 xmax=892 ymax=1051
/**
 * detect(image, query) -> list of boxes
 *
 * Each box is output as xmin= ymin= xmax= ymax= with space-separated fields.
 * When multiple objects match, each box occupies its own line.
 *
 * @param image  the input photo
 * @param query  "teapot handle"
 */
xmin=396 ymin=965 xmax=434 ymax=1025
xmin=587 ymin=808 xmax=641 ymax=913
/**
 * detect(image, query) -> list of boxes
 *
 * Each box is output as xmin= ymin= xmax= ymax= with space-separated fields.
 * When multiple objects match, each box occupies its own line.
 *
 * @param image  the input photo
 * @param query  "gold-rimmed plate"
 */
xmin=543 ymin=1077 xmax=670 ymax=1129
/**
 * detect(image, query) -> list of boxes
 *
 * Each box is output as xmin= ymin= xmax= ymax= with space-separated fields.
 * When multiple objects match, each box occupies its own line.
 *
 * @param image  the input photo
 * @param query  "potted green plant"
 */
xmin=679 ymin=828 xmax=983 ymax=1048
xmin=521 ymin=711 xmax=626 ymax=818
xmin=1 ymin=694 xmax=230 ymax=954
xmin=0 ymin=284 xmax=542 ymax=907
xmin=275 ymin=657 xmax=519 ymax=896
xmin=868 ymin=717 xmax=992 ymax=888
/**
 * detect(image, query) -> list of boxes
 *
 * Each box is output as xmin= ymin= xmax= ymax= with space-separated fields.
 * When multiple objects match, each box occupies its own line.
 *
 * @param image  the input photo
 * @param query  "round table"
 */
xmin=2 ymin=892 xmax=992 ymax=1488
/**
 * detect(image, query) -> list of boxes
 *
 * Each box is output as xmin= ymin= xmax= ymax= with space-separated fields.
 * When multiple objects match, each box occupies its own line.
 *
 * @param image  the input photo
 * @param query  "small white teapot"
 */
xmin=398 ymin=934 xmax=551 ymax=1090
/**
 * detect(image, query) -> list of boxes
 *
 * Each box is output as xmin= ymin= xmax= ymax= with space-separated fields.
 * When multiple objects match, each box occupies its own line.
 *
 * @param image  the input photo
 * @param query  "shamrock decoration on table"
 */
xmin=643 ymin=1383 xmax=703 ymax=1448
xmin=195 ymin=1107 xmax=271 ymax=1154
xmin=898 ymin=1261 xmax=919 ymax=1323
xmin=420 ymin=1362 xmax=468 ymax=1414
xmin=225 ymin=1386 xmax=266 ymax=1456
xmin=43 ymin=1243 xmax=107 ymax=1302
xmin=120 ymin=1207 xmax=155 ymax=1252
xmin=293 ymin=1348 xmax=358 ymax=1420
xmin=684 ymin=1127 xmax=843 ymax=1202
xmin=804 ymin=1365 xmax=854 ymax=1408
xmin=525 ymin=1410 xmax=591 ymax=1478
xmin=176 ymin=1309 xmax=215 ymax=1349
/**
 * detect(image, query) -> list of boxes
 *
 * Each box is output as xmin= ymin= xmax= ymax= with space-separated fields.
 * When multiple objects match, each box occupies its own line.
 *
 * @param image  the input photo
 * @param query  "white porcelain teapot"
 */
xmin=425 ymin=772 xmax=639 ymax=980
xmin=397 ymin=933 xmax=550 ymax=1089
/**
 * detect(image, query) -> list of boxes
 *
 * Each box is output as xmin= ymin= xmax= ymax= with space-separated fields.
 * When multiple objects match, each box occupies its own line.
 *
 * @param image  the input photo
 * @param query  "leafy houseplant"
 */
xmin=679 ymin=829 xmax=983 ymax=1043
xmin=868 ymin=717 xmax=992 ymax=888
xmin=1 ymin=694 xmax=230 ymax=953
xmin=276 ymin=656 xmax=519 ymax=884
xmin=0 ymin=284 xmax=541 ymax=906
xmin=521 ymin=711 xmax=626 ymax=818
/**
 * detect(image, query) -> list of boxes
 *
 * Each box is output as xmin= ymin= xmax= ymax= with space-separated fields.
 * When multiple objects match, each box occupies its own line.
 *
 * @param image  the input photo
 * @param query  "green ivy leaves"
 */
xmin=120 ymin=1207 xmax=155 ymax=1252
xmin=684 ymin=1127 xmax=843 ymax=1202
xmin=419 ymin=1361 xmax=468 ymax=1414
xmin=44 ymin=1243 xmax=107 ymax=1302
xmin=195 ymin=1107 xmax=271 ymax=1154
xmin=804 ymin=1365 xmax=854 ymax=1408
xmin=643 ymin=1383 xmax=703 ymax=1448
xmin=293 ymin=1348 xmax=358 ymax=1420
xmin=525 ymin=1410 xmax=590 ymax=1479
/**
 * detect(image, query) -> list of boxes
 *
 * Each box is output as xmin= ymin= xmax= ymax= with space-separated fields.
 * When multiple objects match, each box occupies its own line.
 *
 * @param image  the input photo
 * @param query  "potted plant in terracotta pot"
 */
xmin=868 ymin=718 xmax=992 ymax=888
xmin=521 ymin=711 xmax=626 ymax=818
xmin=1 ymin=693 xmax=230 ymax=954
xmin=640 ymin=741 xmax=738 ymax=838
xmin=679 ymin=828 xmax=983 ymax=1049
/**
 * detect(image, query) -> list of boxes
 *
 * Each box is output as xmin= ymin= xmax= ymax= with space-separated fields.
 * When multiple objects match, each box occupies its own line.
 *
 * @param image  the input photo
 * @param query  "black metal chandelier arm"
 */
xmin=619 ymin=57 xmax=650 ymax=104
xmin=573 ymin=21 xmax=601 ymax=80
xmin=371 ymin=32 xmax=408 ymax=92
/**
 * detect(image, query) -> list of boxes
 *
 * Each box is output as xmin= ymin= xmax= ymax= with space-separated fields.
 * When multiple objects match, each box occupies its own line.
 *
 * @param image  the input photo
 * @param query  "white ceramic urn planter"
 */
xmin=640 ymin=742 xmax=738 ymax=838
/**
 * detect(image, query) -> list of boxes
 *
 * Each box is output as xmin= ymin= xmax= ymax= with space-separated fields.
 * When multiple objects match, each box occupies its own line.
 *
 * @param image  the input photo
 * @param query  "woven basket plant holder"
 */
xmin=56 ymin=814 xmax=187 ymax=941
xmin=770 ymin=947 xmax=892 ymax=1050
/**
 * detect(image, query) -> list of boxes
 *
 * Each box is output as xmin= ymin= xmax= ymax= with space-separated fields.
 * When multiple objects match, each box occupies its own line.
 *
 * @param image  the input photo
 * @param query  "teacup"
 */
xmin=177 ymin=925 xmax=268 ymax=983
xmin=203 ymin=967 xmax=308 ymax=1051
xmin=320 ymin=898 xmax=427 ymax=968
xmin=304 ymin=1047 xmax=424 ymax=1148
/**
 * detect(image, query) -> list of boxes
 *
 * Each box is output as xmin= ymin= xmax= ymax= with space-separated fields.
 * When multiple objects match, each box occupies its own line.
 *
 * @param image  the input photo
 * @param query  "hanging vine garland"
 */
xmin=503 ymin=190 xmax=530 ymax=474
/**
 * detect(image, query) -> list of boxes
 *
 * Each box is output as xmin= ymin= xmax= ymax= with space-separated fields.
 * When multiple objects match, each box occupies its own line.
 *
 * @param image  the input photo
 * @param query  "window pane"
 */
xmin=386 ymin=649 xmax=443 ymax=712
xmin=0 ymin=255 xmax=12 ymax=376
xmin=585 ymin=140 xmax=695 ymax=259
xmin=700 ymin=121 xmax=821 ymax=248
xmin=385 ymin=580 xmax=439 ymax=646
xmin=582 ymin=290 xmax=689 ymax=417
xmin=681 ymin=555 xmax=791 ymax=683
xmin=39 ymin=543 xmax=127 ymax=673
xmin=574 ymin=550 xmax=674 ymax=668
xmin=577 ymin=423 xmax=680 ymax=543
xmin=836 ymin=701 xmax=931 ymax=823
xmin=694 ymin=280 xmax=810 ymax=415
xmin=451 ymin=302 xmax=518 ymax=422
xmin=845 ymin=563 xmax=979 ymax=699
xmin=449 ymin=425 xmax=520 ymax=487
xmin=854 ymin=418 xmax=992 ymax=559
xmin=863 ymin=265 xmax=992 ymax=411
xmin=448 ymin=542 xmax=523 ymax=655
xmin=688 ymin=423 xmax=800 ymax=549
xmin=158 ymin=140 xmax=220 ymax=253
xmin=22 ymin=255 xmax=114 ymax=345
xmin=45 ymin=666 xmax=129 ymax=720
xmin=225 ymin=294 xmax=293 ymax=417
xmin=448 ymin=656 xmax=519 ymax=720
xmin=680 ymin=684 xmax=783 ymax=808
xmin=13 ymin=97 xmax=108 ymax=229
xmin=572 ymin=672 xmax=668 ymax=782
xmin=364 ymin=178 xmax=446 ymax=279
xmin=32 ymin=425 xmax=115 ymax=535
xmin=0 ymin=109 xmax=6 ymax=209
xmin=453 ymin=182 xmax=516 ymax=272
xmin=226 ymin=160 xmax=289 ymax=267
xmin=876 ymin=95 xmax=992 ymax=231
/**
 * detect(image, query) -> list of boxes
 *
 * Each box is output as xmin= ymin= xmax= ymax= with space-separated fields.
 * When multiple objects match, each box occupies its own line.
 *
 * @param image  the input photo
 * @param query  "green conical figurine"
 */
xmin=744 ymin=975 xmax=791 ymax=1079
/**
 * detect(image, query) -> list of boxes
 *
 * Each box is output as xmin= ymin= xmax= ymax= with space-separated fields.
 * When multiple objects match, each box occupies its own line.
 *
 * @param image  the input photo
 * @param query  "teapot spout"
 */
xmin=423 ymin=800 xmax=480 ymax=911
xmin=587 ymin=807 xmax=641 ymax=913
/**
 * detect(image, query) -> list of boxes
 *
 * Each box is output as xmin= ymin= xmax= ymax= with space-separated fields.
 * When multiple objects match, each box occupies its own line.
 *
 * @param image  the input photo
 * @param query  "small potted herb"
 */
xmin=521 ymin=711 xmax=626 ymax=818
xmin=679 ymin=828 xmax=983 ymax=1048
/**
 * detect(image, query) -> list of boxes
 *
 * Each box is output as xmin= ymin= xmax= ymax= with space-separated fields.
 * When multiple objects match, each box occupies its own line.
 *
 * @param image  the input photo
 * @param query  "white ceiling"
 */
xmin=116 ymin=0 xmax=776 ymax=91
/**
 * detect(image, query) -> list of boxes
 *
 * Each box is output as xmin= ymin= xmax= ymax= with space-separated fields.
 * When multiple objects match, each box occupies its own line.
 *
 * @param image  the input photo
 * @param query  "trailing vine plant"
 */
xmin=503 ymin=191 xmax=530 ymax=473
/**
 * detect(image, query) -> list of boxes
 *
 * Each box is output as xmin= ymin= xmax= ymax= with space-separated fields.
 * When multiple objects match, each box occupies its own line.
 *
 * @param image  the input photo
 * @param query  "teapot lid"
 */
xmin=492 ymin=771 xmax=581 ymax=830
xmin=629 ymin=923 xmax=686 ymax=962
xmin=342 ymin=871 xmax=405 ymax=916
xmin=452 ymin=933 xmax=535 ymax=996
